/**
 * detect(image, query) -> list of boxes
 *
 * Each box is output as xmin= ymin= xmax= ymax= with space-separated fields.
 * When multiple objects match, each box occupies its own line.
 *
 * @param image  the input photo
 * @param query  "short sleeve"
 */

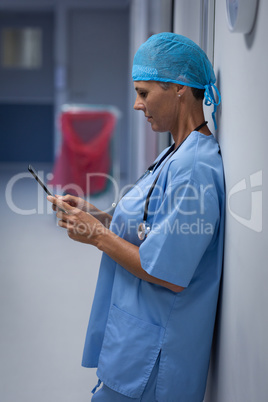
xmin=139 ymin=179 xmax=220 ymax=287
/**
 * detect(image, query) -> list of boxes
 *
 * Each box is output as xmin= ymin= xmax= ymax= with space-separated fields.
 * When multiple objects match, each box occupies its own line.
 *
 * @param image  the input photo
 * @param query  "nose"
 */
xmin=133 ymin=95 xmax=145 ymax=111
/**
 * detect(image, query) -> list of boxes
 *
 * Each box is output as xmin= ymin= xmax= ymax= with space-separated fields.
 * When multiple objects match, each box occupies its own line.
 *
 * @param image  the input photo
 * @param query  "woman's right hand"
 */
xmin=52 ymin=194 xmax=89 ymax=213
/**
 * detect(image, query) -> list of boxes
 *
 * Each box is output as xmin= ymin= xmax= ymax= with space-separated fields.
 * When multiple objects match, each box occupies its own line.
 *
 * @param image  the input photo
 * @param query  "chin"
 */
xmin=150 ymin=123 xmax=160 ymax=132
xmin=152 ymin=126 xmax=165 ymax=133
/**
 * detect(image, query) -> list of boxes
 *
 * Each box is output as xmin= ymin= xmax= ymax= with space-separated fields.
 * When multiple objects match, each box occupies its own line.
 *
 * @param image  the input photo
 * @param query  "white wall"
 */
xmin=174 ymin=0 xmax=268 ymax=400
xmin=204 ymin=0 xmax=268 ymax=400
xmin=174 ymin=0 xmax=202 ymax=46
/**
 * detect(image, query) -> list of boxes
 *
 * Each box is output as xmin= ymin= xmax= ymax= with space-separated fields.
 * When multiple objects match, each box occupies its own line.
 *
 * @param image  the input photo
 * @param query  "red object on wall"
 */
xmin=49 ymin=109 xmax=116 ymax=195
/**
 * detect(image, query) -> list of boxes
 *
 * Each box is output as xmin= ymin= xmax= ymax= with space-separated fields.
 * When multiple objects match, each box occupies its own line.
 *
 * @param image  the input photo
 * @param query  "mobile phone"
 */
xmin=28 ymin=164 xmax=53 ymax=196
xmin=28 ymin=164 xmax=67 ymax=213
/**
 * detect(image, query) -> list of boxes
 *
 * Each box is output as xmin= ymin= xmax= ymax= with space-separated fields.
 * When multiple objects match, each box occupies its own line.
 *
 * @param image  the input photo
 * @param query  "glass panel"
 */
xmin=1 ymin=28 xmax=42 ymax=69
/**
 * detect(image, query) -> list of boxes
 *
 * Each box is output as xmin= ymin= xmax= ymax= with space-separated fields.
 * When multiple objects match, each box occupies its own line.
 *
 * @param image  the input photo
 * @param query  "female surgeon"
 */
xmin=48 ymin=33 xmax=225 ymax=401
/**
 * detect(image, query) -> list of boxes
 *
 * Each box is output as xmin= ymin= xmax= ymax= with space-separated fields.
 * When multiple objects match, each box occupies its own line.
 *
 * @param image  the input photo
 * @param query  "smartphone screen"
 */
xmin=28 ymin=164 xmax=53 ymax=196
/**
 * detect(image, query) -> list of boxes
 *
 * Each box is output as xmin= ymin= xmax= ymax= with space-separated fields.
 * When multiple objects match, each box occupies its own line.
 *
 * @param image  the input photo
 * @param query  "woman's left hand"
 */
xmin=47 ymin=195 xmax=106 ymax=245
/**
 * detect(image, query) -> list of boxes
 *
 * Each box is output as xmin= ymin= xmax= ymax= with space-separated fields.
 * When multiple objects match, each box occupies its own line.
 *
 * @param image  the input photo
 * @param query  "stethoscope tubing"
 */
xmin=138 ymin=121 xmax=208 ymax=240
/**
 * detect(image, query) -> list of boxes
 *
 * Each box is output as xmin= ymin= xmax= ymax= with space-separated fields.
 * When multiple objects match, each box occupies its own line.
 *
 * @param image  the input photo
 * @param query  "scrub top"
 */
xmin=82 ymin=131 xmax=225 ymax=402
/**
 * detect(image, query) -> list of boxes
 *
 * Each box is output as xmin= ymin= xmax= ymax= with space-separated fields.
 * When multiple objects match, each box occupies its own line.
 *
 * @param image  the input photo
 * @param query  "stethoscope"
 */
xmin=137 ymin=121 xmax=208 ymax=240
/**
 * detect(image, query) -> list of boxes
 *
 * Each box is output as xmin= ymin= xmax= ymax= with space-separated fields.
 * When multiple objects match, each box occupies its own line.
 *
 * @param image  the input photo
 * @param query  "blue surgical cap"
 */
xmin=132 ymin=32 xmax=221 ymax=130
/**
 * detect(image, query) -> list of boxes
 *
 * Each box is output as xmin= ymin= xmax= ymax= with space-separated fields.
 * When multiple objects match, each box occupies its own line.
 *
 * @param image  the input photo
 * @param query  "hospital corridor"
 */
xmin=0 ymin=0 xmax=268 ymax=401
xmin=0 ymin=163 xmax=105 ymax=400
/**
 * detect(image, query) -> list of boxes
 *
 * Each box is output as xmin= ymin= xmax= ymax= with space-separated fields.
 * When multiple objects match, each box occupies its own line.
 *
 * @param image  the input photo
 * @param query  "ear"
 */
xmin=176 ymin=84 xmax=186 ymax=97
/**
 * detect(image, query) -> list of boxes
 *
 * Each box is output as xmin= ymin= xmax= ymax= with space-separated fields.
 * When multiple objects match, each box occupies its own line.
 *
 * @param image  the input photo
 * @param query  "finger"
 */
xmin=57 ymin=219 xmax=67 ymax=228
xmin=56 ymin=194 xmax=80 ymax=207
xmin=58 ymin=220 xmax=71 ymax=230
xmin=58 ymin=218 xmax=74 ymax=230
xmin=56 ymin=209 xmax=74 ymax=224
xmin=53 ymin=204 xmax=64 ymax=212
xmin=47 ymin=196 xmax=74 ymax=214
xmin=55 ymin=194 xmax=72 ymax=204
xmin=56 ymin=210 xmax=65 ymax=220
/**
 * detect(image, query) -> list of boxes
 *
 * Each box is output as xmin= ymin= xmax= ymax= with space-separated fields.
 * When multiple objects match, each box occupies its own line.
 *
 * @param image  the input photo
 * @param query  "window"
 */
xmin=1 ymin=27 xmax=42 ymax=69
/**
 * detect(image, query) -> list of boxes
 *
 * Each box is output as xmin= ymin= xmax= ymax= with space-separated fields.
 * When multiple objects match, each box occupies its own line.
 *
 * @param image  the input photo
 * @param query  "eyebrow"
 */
xmin=135 ymin=86 xmax=147 ymax=92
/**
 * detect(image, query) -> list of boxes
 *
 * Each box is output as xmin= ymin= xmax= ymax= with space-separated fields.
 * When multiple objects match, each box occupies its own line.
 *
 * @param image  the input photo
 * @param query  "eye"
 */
xmin=139 ymin=91 xmax=147 ymax=98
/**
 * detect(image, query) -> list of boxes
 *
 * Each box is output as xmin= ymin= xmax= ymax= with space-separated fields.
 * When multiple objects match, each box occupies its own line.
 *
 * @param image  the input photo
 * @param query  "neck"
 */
xmin=171 ymin=102 xmax=211 ymax=147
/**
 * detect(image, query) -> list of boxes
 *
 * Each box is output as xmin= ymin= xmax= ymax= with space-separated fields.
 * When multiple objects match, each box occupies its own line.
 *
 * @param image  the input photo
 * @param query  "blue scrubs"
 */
xmin=82 ymin=131 xmax=225 ymax=402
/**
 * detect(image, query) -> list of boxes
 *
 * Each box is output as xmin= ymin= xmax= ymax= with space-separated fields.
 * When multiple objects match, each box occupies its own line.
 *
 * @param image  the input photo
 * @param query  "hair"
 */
xmin=191 ymin=87 xmax=205 ymax=101
xmin=159 ymin=81 xmax=205 ymax=101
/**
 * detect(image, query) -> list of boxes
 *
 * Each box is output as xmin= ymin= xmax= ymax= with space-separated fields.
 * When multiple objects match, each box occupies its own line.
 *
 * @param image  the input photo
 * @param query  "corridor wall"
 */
xmin=204 ymin=0 xmax=268 ymax=400
xmin=174 ymin=0 xmax=268 ymax=400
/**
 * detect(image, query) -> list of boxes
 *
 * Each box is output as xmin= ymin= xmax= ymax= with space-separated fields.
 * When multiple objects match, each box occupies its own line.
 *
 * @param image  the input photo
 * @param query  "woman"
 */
xmin=48 ymin=33 xmax=225 ymax=401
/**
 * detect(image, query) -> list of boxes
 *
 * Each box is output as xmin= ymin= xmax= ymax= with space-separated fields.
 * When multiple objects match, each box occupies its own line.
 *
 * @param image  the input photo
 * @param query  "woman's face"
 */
xmin=133 ymin=81 xmax=179 ymax=133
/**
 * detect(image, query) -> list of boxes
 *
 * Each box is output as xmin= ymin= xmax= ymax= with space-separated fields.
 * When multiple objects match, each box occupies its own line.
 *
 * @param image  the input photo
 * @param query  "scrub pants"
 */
xmin=91 ymin=355 xmax=159 ymax=401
